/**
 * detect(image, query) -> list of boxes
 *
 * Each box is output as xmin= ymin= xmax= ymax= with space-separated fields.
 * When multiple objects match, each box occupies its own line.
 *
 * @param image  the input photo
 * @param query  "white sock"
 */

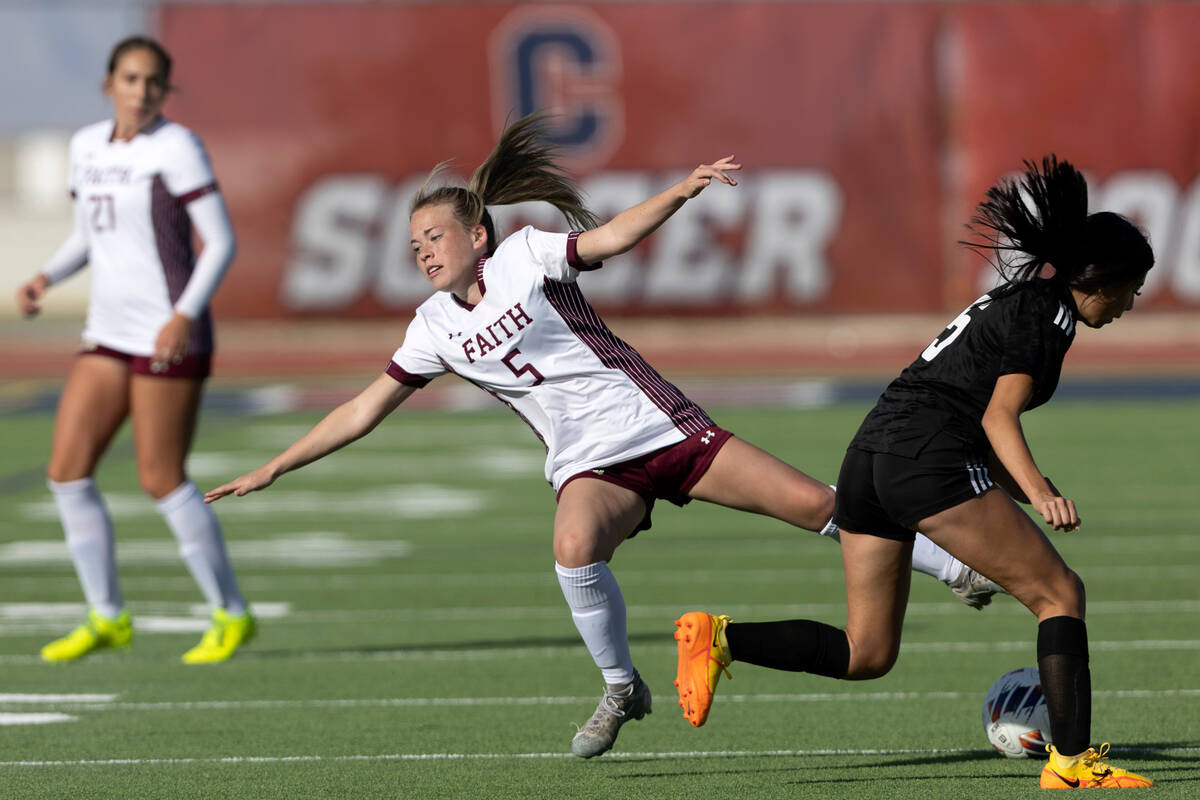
xmin=555 ymin=561 xmax=635 ymax=686
xmin=48 ymin=478 xmax=124 ymax=619
xmin=156 ymin=481 xmax=247 ymax=615
xmin=911 ymin=532 xmax=965 ymax=584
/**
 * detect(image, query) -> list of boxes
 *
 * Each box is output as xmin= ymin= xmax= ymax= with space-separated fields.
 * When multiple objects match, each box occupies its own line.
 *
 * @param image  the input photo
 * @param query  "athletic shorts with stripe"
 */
xmin=832 ymin=430 xmax=995 ymax=542
xmin=80 ymin=343 xmax=212 ymax=379
xmin=557 ymin=426 xmax=734 ymax=536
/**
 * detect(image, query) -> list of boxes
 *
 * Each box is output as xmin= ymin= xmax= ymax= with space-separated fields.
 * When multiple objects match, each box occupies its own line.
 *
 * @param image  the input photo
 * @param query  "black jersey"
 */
xmin=851 ymin=279 xmax=1076 ymax=456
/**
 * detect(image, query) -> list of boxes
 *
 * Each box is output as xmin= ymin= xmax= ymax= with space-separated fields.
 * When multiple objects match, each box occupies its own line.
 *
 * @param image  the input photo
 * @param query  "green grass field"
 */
xmin=1 ymin=399 xmax=1197 ymax=798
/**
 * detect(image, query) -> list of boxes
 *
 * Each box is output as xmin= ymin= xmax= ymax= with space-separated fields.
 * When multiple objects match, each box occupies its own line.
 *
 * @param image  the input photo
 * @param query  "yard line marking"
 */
xmin=0 ymin=713 xmax=75 ymax=726
xmin=18 ymin=486 xmax=483 ymax=521
xmin=2 ymin=563 xmax=1197 ymax=593
xmin=3 ymin=639 xmax=1199 ymax=666
xmin=33 ymin=688 xmax=1200 ymax=713
xmin=2 ymin=745 xmax=1196 ymax=768
xmin=186 ymin=449 xmax=542 ymax=480
xmin=0 ymin=694 xmax=115 ymax=703
xmin=0 ymin=602 xmax=292 ymax=637
xmin=0 ymin=534 xmax=411 ymax=567
xmin=183 ymin=598 xmax=1200 ymax=624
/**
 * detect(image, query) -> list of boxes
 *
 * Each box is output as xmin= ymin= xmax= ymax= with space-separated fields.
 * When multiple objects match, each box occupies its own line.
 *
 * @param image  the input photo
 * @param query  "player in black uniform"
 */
xmin=673 ymin=156 xmax=1156 ymax=789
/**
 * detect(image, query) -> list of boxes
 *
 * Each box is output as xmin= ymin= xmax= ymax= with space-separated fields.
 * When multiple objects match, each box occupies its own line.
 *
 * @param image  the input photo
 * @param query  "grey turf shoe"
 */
xmin=950 ymin=565 xmax=1006 ymax=609
xmin=571 ymin=672 xmax=652 ymax=758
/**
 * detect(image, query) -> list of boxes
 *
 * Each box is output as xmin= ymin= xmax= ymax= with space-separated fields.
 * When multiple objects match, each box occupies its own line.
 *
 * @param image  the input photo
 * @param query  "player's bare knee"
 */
xmin=553 ymin=529 xmax=601 ymax=568
xmin=785 ymin=481 xmax=835 ymax=531
xmin=845 ymin=636 xmax=899 ymax=680
xmin=138 ymin=469 xmax=185 ymax=500
xmin=811 ymin=483 xmax=836 ymax=529
xmin=847 ymin=650 xmax=897 ymax=680
xmin=46 ymin=462 xmax=89 ymax=484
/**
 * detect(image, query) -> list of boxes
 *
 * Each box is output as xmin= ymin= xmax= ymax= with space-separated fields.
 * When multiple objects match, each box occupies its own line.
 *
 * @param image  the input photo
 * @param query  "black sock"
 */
xmin=725 ymin=619 xmax=849 ymax=678
xmin=1037 ymin=616 xmax=1091 ymax=756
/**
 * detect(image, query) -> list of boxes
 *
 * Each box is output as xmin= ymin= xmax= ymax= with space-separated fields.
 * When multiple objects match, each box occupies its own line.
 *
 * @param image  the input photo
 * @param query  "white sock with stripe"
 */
xmin=48 ymin=478 xmax=124 ymax=620
xmin=555 ymin=561 xmax=635 ymax=686
xmin=156 ymin=481 xmax=247 ymax=615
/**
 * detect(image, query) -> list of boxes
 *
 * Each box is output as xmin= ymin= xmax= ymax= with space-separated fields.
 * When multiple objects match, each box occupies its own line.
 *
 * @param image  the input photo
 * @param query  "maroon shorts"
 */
xmin=80 ymin=344 xmax=212 ymax=379
xmin=557 ymin=426 xmax=734 ymax=534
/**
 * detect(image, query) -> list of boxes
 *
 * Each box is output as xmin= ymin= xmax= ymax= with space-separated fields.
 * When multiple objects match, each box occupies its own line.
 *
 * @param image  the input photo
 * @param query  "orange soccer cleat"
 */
xmin=673 ymin=611 xmax=733 ymax=727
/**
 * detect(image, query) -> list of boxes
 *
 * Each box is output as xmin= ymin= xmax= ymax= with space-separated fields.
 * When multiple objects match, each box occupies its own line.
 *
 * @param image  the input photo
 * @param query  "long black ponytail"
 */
xmin=963 ymin=155 xmax=1153 ymax=293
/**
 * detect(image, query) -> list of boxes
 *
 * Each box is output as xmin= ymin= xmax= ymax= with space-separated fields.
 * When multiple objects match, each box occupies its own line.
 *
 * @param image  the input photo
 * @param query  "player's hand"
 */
xmin=205 ymin=467 xmax=277 ymax=503
xmin=152 ymin=312 xmax=194 ymax=371
xmin=678 ymin=156 xmax=741 ymax=198
xmin=16 ymin=274 xmax=49 ymax=318
xmin=1033 ymin=491 xmax=1080 ymax=532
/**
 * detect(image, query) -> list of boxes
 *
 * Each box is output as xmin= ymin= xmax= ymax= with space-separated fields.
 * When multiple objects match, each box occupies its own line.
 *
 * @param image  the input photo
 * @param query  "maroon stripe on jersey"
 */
xmin=178 ymin=182 xmax=218 ymax=206
xmin=542 ymin=278 xmax=712 ymax=435
xmin=385 ymin=361 xmax=432 ymax=388
xmin=150 ymin=174 xmax=213 ymax=355
xmin=567 ymin=231 xmax=602 ymax=271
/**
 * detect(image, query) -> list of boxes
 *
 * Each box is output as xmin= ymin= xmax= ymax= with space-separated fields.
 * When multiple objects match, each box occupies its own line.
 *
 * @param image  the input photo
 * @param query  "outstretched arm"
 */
xmin=574 ymin=156 xmax=740 ymax=264
xmin=982 ymin=373 xmax=1079 ymax=531
xmin=205 ymin=374 xmax=415 ymax=502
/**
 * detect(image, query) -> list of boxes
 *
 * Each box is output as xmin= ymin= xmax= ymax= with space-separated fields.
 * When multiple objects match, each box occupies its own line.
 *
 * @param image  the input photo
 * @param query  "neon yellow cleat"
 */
xmin=182 ymin=608 xmax=256 ymax=664
xmin=673 ymin=611 xmax=732 ymax=727
xmin=41 ymin=609 xmax=132 ymax=662
xmin=1041 ymin=743 xmax=1154 ymax=789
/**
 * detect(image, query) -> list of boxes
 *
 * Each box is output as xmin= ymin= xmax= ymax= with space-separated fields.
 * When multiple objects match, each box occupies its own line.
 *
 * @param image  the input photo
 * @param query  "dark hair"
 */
xmin=106 ymin=36 xmax=173 ymax=89
xmin=410 ymin=112 xmax=599 ymax=255
xmin=962 ymin=155 xmax=1153 ymax=293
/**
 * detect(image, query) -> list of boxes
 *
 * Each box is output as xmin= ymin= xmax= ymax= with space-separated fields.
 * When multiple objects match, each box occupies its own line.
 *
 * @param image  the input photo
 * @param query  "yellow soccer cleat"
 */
xmin=1041 ymin=743 xmax=1154 ymax=789
xmin=182 ymin=608 xmax=256 ymax=664
xmin=673 ymin=611 xmax=732 ymax=727
xmin=41 ymin=609 xmax=132 ymax=662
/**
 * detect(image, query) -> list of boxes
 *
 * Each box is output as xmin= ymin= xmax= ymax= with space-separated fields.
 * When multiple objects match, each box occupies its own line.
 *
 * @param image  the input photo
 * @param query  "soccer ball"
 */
xmin=982 ymin=667 xmax=1053 ymax=758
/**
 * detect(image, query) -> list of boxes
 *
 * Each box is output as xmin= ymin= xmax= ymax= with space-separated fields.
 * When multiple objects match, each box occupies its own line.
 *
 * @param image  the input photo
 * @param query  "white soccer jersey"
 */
xmin=68 ymin=117 xmax=219 ymax=356
xmin=388 ymin=226 xmax=714 ymax=489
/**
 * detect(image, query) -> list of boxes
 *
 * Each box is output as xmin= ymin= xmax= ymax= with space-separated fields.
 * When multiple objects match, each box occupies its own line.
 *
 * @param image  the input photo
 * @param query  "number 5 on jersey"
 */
xmin=921 ymin=294 xmax=992 ymax=362
xmin=501 ymin=347 xmax=545 ymax=386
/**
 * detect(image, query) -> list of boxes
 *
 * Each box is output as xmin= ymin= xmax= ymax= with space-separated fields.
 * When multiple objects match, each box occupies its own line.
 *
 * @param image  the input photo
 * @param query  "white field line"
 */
xmin=3 ymin=745 xmax=1198 ymax=768
xmin=178 ymin=598 xmax=1200 ymax=624
xmin=29 ymin=688 xmax=1200 ymax=713
xmin=0 ymin=713 xmax=75 ymax=726
xmin=5 ymin=598 xmax=1199 ymax=636
xmin=18 ymin=486 xmax=484 ymax=521
xmin=3 ymin=639 xmax=1200 ymax=666
xmin=2 ymin=563 xmax=1198 ymax=593
xmin=0 ymin=694 xmax=116 ymax=703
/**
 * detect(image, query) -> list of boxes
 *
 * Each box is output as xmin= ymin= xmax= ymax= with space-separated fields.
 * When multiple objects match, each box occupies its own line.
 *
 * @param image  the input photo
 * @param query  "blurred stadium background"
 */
xmin=1 ymin=3 xmax=1198 ymax=797
xmin=4 ymin=0 xmax=1200 ymax=390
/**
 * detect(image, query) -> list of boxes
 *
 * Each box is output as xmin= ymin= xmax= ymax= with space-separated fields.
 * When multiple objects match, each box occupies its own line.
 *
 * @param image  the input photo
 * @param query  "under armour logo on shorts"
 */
xmin=701 ymin=430 xmax=714 ymax=444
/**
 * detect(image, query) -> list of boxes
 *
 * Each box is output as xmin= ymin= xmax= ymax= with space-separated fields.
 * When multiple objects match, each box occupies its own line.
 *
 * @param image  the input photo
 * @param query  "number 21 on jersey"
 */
xmin=921 ymin=293 xmax=992 ymax=362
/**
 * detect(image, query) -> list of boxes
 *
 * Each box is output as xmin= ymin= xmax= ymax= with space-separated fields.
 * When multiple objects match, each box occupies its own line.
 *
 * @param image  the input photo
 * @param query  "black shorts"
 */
xmin=832 ymin=431 xmax=995 ymax=542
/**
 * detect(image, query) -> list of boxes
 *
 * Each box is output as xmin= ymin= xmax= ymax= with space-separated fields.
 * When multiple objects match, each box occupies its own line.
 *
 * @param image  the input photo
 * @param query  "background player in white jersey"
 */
xmin=207 ymin=113 xmax=991 ymax=756
xmin=14 ymin=36 xmax=254 ymax=664
xmin=675 ymin=157 xmax=1155 ymax=789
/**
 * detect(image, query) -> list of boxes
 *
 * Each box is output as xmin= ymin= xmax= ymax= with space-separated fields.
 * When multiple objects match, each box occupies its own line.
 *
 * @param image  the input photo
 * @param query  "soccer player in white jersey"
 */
xmin=14 ymin=37 xmax=254 ymax=664
xmin=206 ymin=113 xmax=995 ymax=756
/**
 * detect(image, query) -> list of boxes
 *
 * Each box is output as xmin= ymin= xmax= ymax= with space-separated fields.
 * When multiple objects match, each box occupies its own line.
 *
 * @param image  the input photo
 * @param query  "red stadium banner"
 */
xmin=155 ymin=2 xmax=1200 ymax=318
xmin=947 ymin=2 xmax=1200 ymax=310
